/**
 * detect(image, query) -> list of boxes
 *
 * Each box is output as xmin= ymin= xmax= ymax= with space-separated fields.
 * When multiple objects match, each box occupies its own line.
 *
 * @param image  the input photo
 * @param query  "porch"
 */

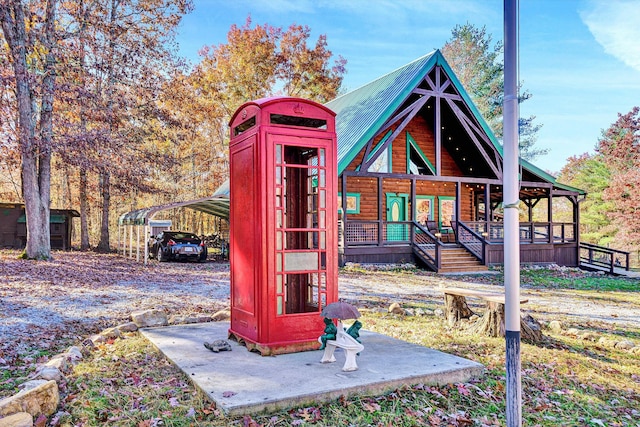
xmin=341 ymin=219 xmax=579 ymax=273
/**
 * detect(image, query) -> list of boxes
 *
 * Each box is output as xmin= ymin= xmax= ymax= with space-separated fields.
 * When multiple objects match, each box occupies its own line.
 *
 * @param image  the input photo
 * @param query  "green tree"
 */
xmin=442 ymin=23 xmax=545 ymax=161
xmin=597 ymin=107 xmax=640 ymax=252
xmin=557 ymin=153 xmax=615 ymax=246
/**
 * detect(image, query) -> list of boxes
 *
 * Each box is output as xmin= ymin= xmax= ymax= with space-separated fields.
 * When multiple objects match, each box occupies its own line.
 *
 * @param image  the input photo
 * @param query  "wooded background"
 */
xmin=1 ymin=1 xmax=638 ymax=265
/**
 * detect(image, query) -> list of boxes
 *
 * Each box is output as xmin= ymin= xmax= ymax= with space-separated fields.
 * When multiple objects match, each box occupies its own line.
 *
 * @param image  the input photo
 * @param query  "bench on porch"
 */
xmin=442 ymin=287 xmax=539 ymax=340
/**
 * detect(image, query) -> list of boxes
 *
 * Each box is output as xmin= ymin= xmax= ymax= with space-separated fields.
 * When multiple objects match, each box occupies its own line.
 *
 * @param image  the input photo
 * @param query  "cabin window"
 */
xmin=406 ymin=133 xmax=435 ymax=175
xmin=367 ymin=130 xmax=392 ymax=173
xmin=438 ymin=196 xmax=455 ymax=229
xmin=414 ymin=195 xmax=435 ymax=225
xmin=337 ymin=193 xmax=360 ymax=214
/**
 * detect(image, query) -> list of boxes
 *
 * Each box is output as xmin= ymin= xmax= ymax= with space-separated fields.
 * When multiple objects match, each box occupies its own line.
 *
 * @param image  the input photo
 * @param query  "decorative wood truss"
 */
xmin=357 ymin=66 xmax=504 ymax=180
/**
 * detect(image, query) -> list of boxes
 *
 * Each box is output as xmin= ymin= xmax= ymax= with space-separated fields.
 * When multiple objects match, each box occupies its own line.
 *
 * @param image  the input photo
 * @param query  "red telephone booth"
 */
xmin=228 ymin=97 xmax=338 ymax=355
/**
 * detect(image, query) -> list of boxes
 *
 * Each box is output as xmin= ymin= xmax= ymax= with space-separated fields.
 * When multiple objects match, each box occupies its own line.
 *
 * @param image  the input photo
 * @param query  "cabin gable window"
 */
xmin=406 ymin=132 xmax=435 ymax=175
xmin=367 ymin=131 xmax=393 ymax=173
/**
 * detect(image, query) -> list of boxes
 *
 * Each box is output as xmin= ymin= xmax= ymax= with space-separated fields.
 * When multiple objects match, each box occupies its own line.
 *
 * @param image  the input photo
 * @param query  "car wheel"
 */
xmin=157 ymin=247 xmax=166 ymax=262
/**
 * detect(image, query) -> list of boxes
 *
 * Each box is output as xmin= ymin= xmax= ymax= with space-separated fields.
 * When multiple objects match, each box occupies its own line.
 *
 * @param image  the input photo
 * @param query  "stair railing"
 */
xmin=411 ymin=221 xmax=443 ymax=271
xmin=455 ymin=221 xmax=487 ymax=265
xmin=579 ymin=242 xmax=630 ymax=274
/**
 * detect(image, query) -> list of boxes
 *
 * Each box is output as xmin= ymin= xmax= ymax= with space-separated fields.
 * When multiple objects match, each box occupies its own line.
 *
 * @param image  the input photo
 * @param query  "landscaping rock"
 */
xmin=404 ymin=308 xmax=414 ymax=316
xmin=580 ymin=332 xmax=599 ymax=341
xmin=211 ymin=310 xmax=230 ymax=321
xmin=597 ymin=337 xmax=616 ymax=347
xmin=168 ymin=315 xmax=199 ymax=325
xmin=35 ymin=367 xmax=62 ymax=382
xmin=434 ymin=308 xmax=444 ymax=317
xmin=43 ymin=356 xmax=67 ymax=372
xmin=388 ymin=302 xmax=406 ymax=315
xmin=0 ymin=412 xmax=33 ymax=427
xmin=100 ymin=327 xmax=122 ymax=339
xmin=90 ymin=334 xmax=106 ymax=345
xmin=66 ymin=347 xmax=83 ymax=361
xmin=116 ymin=322 xmax=138 ymax=332
xmin=566 ymin=328 xmax=580 ymax=336
xmin=548 ymin=320 xmax=562 ymax=332
xmin=0 ymin=380 xmax=59 ymax=418
xmin=131 ymin=309 xmax=168 ymax=327
xmin=615 ymin=340 xmax=635 ymax=350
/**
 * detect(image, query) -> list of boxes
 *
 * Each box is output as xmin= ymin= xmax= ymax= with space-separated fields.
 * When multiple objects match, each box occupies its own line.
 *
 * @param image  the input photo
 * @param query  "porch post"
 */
xmin=378 ymin=176 xmax=383 ymax=246
xmin=485 ymin=184 xmax=491 ymax=235
xmin=548 ymin=189 xmax=554 ymax=244
xmin=435 ymin=69 xmax=442 ymax=176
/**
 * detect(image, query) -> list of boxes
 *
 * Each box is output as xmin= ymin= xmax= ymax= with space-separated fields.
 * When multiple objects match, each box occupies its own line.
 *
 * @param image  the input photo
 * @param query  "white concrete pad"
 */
xmin=140 ymin=322 xmax=484 ymax=416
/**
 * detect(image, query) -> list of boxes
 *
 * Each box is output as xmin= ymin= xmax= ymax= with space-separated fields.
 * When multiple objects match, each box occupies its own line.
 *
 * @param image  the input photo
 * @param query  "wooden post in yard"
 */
xmin=504 ymin=0 xmax=522 ymax=426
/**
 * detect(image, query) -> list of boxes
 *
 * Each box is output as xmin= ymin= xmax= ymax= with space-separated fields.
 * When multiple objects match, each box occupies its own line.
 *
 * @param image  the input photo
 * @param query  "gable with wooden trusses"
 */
xmin=325 ymin=49 xmax=583 ymax=198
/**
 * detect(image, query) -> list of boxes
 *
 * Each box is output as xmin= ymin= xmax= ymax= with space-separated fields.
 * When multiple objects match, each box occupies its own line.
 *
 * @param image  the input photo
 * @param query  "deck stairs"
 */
xmin=413 ymin=243 xmax=487 ymax=274
xmin=439 ymin=246 xmax=487 ymax=274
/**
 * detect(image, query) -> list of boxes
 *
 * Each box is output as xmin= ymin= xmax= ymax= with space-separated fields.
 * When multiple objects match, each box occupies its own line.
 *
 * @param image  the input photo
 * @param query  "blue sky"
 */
xmin=175 ymin=0 xmax=640 ymax=174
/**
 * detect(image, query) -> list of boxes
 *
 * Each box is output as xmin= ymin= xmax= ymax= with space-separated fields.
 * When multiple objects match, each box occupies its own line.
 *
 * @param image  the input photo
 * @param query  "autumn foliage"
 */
xmin=1 ymin=4 xmax=346 ymax=253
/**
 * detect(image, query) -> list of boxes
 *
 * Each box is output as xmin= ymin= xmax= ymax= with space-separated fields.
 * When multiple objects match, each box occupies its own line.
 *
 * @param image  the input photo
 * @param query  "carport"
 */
xmin=118 ymin=180 xmax=229 ymax=265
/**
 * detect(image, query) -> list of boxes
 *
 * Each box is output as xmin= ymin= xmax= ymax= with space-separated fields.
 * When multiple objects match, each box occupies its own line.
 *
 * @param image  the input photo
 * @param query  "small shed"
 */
xmin=0 ymin=202 xmax=79 ymax=250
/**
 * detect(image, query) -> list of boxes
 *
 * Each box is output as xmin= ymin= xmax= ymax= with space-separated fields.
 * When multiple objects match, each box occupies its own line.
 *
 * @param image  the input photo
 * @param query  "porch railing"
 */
xmin=579 ymin=242 xmax=630 ymax=274
xmin=465 ymin=221 xmax=576 ymax=244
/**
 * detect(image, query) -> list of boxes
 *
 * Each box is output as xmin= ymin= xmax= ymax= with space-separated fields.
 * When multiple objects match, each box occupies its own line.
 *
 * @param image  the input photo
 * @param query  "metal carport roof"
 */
xmin=118 ymin=180 xmax=230 ymax=226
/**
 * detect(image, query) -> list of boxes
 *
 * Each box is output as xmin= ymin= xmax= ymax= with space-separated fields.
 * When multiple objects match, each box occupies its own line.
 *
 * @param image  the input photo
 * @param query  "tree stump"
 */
xmin=444 ymin=294 xmax=475 ymax=326
xmin=471 ymin=301 xmax=505 ymax=337
xmin=472 ymin=304 xmax=543 ymax=343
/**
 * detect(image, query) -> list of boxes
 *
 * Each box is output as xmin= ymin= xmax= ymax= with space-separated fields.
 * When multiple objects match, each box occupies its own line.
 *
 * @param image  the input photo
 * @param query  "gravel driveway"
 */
xmin=1 ymin=251 xmax=638 ymax=359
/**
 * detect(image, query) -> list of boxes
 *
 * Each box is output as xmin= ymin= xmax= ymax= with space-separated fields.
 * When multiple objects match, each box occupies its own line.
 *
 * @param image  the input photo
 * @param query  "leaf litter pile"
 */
xmin=1 ymin=250 xmax=639 ymax=426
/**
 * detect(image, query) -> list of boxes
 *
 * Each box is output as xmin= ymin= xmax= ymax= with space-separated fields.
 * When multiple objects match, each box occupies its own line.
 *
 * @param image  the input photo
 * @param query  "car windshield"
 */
xmin=167 ymin=233 xmax=199 ymax=240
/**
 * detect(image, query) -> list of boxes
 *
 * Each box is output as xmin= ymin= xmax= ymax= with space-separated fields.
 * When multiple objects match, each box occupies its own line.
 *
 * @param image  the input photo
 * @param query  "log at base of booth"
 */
xmin=228 ymin=331 xmax=322 ymax=356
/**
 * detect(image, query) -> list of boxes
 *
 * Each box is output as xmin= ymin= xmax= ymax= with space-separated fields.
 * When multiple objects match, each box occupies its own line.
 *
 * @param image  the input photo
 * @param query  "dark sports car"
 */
xmin=148 ymin=231 xmax=207 ymax=262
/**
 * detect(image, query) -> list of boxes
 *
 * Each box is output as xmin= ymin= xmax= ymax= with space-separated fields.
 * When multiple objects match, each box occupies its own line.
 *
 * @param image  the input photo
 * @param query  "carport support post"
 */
xmin=504 ymin=0 xmax=522 ymax=426
xmin=136 ymin=224 xmax=140 ymax=262
xmin=129 ymin=224 xmax=133 ymax=258
xmin=144 ymin=223 xmax=149 ymax=266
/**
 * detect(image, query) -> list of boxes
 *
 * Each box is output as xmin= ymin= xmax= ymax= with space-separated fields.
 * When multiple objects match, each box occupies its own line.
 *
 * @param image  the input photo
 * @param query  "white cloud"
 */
xmin=580 ymin=0 xmax=640 ymax=72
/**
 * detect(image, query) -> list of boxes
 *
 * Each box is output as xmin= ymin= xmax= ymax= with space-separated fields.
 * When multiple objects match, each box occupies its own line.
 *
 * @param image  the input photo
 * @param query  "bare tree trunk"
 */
xmin=79 ymin=167 xmax=90 ymax=249
xmin=1 ymin=0 xmax=57 ymax=260
xmin=96 ymin=170 xmax=111 ymax=252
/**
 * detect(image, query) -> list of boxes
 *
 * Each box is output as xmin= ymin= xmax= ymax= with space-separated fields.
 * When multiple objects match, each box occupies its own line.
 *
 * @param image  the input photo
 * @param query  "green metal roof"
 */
xmin=326 ymin=49 xmax=584 ymax=195
xmin=118 ymin=180 xmax=230 ymax=226
xmin=17 ymin=214 xmax=66 ymax=224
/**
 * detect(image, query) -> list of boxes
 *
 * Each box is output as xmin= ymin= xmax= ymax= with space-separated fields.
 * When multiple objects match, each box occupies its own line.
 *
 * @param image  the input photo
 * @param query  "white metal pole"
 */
xmin=504 ymin=0 xmax=522 ymax=426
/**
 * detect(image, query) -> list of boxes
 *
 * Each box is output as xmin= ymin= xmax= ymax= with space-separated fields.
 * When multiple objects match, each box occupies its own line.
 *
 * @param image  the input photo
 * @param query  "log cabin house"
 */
xmin=326 ymin=50 xmax=585 ymax=273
